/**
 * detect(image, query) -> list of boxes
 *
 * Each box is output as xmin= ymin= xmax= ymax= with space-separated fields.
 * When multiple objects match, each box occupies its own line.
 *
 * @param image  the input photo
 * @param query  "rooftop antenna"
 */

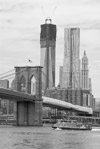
xmin=41 ymin=6 xmax=47 ymax=19
xmin=41 ymin=1 xmax=59 ymax=23
xmin=51 ymin=5 xmax=58 ymax=19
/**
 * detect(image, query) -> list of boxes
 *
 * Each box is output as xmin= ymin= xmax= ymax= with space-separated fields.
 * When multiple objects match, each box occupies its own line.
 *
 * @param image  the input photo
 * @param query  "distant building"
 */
xmin=88 ymin=78 xmax=92 ymax=92
xmin=59 ymin=66 xmax=63 ymax=86
xmin=40 ymin=19 xmax=57 ymax=92
xmin=81 ymin=51 xmax=89 ymax=90
xmin=62 ymin=28 xmax=80 ymax=89
xmin=0 ymin=79 xmax=9 ymax=88
xmin=95 ymin=98 xmax=100 ymax=110
xmin=0 ymin=79 xmax=15 ymax=114
xmin=0 ymin=80 xmax=10 ymax=114
xmin=11 ymin=79 xmax=16 ymax=90
xmin=45 ymin=88 xmax=95 ymax=109
xmin=57 ymin=28 xmax=95 ymax=110
xmin=82 ymin=90 xmax=95 ymax=109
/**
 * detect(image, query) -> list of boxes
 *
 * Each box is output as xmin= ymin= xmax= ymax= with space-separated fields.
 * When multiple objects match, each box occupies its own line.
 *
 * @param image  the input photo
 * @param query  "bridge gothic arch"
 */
xmin=20 ymin=75 xmax=26 ymax=93
xmin=14 ymin=66 xmax=43 ymax=126
xmin=15 ymin=66 xmax=42 ymax=98
xmin=30 ymin=75 xmax=36 ymax=95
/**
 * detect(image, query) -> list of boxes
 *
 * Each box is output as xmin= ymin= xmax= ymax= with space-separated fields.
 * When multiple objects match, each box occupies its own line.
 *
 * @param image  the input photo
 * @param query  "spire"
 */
xmin=82 ymin=50 xmax=88 ymax=61
xmin=81 ymin=50 xmax=89 ymax=90
xmin=83 ymin=50 xmax=86 ymax=57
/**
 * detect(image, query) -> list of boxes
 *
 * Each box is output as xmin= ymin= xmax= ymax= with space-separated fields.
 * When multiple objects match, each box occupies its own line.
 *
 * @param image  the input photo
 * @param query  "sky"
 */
xmin=0 ymin=0 xmax=100 ymax=98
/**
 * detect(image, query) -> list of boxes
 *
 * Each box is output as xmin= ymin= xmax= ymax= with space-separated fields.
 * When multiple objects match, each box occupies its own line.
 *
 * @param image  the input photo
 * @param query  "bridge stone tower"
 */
xmin=14 ymin=66 xmax=43 ymax=126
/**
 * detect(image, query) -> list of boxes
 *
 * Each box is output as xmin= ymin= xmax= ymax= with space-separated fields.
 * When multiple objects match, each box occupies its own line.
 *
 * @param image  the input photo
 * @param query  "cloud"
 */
xmin=0 ymin=0 xmax=38 ymax=13
xmin=60 ymin=0 xmax=100 ymax=6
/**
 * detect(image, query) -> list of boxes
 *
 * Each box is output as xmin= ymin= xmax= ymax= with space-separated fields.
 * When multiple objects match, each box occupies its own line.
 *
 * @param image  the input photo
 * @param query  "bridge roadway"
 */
xmin=0 ymin=88 xmax=35 ymax=101
xmin=0 ymin=88 xmax=92 ymax=114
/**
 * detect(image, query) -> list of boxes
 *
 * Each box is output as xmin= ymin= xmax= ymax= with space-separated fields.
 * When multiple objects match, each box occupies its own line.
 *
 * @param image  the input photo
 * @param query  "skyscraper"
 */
xmin=0 ymin=79 xmax=10 ymax=114
xmin=40 ymin=19 xmax=56 ymax=92
xmin=81 ymin=51 xmax=91 ymax=90
xmin=59 ymin=66 xmax=63 ymax=86
xmin=89 ymin=78 xmax=92 ymax=92
xmin=62 ymin=28 xmax=80 ymax=89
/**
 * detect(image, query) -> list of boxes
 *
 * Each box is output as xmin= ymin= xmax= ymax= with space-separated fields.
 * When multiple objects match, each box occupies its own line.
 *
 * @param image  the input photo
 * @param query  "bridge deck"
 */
xmin=0 ymin=88 xmax=35 ymax=101
xmin=0 ymin=88 xmax=93 ymax=114
xmin=43 ymin=96 xmax=93 ymax=114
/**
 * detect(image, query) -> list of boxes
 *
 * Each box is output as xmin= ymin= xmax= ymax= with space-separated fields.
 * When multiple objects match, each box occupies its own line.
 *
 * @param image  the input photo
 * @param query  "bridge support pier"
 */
xmin=13 ymin=100 xmax=42 ymax=126
xmin=14 ymin=66 xmax=43 ymax=126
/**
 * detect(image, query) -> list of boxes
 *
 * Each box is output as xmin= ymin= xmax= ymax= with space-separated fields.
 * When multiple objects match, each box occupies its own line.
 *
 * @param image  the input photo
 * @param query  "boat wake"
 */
xmin=55 ymin=127 xmax=62 ymax=131
xmin=92 ymin=128 xmax=100 ymax=131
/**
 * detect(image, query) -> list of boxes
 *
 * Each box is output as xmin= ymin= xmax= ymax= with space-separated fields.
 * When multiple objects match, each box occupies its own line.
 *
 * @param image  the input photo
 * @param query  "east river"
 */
xmin=0 ymin=126 xmax=100 ymax=149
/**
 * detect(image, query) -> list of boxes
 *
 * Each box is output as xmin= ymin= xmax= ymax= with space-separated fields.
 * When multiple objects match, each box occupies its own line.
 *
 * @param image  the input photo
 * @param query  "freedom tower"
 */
xmin=62 ymin=28 xmax=80 ymax=89
xmin=40 ymin=19 xmax=56 ymax=92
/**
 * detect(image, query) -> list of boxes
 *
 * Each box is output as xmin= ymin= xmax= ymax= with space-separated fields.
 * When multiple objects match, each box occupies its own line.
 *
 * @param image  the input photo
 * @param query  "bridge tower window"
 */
xmin=31 ymin=76 xmax=36 ymax=95
xmin=20 ymin=76 xmax=26 ymax=93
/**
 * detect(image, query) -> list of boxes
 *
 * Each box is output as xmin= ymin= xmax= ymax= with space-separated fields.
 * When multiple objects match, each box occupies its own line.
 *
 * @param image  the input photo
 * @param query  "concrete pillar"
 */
xmin=27 ymin=102 xmax=35 ymax=125
xmin=6 ymin=100 xmax=10 ymax=114
xmin=14 ymin=100 xmax=43 ymax=126
xmin=13 ymin=101 xmax=17 ymax=126
xmin=34 ymin=100 xmax=43 ymax=126
xmin=14 ymin=66 xmax=43 ymax=126
xmin=17 ymin=101 xmax=28 ymax=126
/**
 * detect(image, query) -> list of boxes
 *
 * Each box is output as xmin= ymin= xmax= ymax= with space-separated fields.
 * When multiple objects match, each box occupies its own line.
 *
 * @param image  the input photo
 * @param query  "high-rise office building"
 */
xmin=62 ymin=28 xmax=80 ymax=89
xmin=89 ymin=78 xmax=92 ymax=92
xmin=0 ymin=79 xmax=9 ymax=88
xmin=40 ymin=19 xmax=56 ymax=92
xmin=81 ymin=51 xmax=89 ymax=90
xmin=59 ymin=66 xmax=63 ymax=86
xmin=0 ymin=79 xmax=10 ymax=114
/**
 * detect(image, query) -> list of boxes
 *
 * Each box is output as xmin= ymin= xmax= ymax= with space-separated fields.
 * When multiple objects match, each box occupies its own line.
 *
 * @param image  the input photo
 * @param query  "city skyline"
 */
xmin=0 ymin=0 xmax=100 ymax=98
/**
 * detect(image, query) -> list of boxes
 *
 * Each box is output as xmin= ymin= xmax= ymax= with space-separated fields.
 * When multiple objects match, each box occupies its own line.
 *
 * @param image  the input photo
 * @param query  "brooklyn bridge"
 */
xmin=0 ymin=66 xmax=92 ymax=126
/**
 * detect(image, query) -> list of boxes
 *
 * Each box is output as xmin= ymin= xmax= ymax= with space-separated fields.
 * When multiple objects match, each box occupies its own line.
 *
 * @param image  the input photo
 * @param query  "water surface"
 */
xmin=0 ymin=126 xmax=100 ymax=149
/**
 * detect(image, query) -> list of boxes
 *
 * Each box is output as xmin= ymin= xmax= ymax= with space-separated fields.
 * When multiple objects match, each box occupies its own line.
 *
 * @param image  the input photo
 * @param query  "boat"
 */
xmin=52 ymin=119 xmax=92 ymax=131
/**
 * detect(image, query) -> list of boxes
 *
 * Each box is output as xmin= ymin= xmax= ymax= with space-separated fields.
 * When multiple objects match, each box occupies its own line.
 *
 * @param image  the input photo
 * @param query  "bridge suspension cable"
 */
xmin=0 ymin=69 xmax=15 ymax=76
xmin=0 ymin=73 xmax=15 ymax=80
xmin=0 ymin=68 xmax=31 ymax=80
xmin=0 ymin=68 xmax=54 ymax=89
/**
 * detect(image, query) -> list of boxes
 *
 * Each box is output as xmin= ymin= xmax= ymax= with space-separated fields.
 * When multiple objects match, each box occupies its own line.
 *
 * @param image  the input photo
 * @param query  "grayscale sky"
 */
xmin=0 ymin=0 xmax=100 ymax=98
